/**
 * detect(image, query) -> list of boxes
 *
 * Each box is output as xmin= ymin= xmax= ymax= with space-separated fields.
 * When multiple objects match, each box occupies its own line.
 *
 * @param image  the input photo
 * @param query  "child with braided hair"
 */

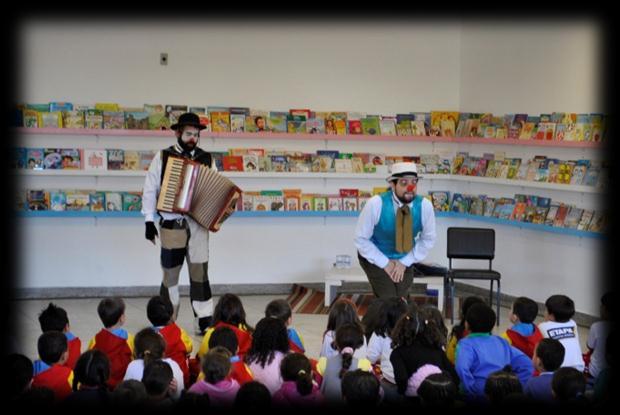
xmin=273 ymin=352 xmax=323 ymax=406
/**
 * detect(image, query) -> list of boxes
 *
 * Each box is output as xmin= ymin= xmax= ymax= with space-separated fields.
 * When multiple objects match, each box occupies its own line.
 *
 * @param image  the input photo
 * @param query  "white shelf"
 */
xmin=14 ymin=169 xmax=604 ymax=193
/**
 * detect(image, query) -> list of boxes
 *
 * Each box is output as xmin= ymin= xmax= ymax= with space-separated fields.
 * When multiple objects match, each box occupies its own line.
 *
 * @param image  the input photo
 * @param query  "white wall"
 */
xmin=16 ymin=20 xmax=606 ymax=315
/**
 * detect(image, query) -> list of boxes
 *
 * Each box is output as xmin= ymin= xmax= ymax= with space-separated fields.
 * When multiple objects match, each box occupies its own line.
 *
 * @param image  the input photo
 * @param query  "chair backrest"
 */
xmin=447 ymin=227 xmax=495 ymax=260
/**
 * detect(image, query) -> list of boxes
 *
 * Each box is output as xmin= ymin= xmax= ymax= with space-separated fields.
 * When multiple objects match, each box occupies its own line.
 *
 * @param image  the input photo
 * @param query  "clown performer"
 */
xmin=354 ymin=162 xmax=436 ymax=299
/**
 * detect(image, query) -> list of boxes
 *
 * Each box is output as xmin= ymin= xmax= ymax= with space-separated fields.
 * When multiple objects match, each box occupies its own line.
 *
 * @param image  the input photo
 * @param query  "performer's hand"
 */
xmin=383 ymin=260 xmax=396 ymax=277
xmin=168 ymin=378 xmax=178 ymax=396
xmin=391 ymin=261 xmax=406 ymax=283
xmin=145 ymin=221 xmax=158 ymax=245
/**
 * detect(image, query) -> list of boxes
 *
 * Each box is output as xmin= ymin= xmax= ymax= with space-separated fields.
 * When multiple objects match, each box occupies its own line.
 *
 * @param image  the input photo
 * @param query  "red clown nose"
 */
xmin=406 ymin=184 xmax=416 ymax=192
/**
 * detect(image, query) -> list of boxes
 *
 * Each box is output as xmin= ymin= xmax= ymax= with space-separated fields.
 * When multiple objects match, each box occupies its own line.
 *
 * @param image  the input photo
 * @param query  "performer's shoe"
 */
xmin=194 ymin=316 xmax=212 ymax=336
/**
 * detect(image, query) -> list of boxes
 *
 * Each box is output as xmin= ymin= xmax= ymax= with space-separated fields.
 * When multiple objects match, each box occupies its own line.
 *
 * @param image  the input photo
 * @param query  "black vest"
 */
xmin=160 ymin=146 xmax=213 ymax=187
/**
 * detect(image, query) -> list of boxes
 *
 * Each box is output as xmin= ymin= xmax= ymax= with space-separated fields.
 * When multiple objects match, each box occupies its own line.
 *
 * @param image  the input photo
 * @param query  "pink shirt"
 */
xmin=247 ymin=351 xmax=286 ymax=394
xmin=187 ymin=378 xmax=240 ymax=406
xmin=273 ymin=380 xmax=324 ymax=407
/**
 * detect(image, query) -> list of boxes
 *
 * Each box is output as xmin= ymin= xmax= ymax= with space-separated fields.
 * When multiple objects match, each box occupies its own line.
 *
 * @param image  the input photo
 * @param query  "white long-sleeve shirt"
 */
xmin=354 ymin=192 xmax=436 ymax=268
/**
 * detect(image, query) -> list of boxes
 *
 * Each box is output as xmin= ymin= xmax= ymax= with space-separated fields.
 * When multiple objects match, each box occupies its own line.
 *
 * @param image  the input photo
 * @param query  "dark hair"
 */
xmin=545 ymin=295 xmax=575 ymax=323
xmin=450 ymin=296 xmax=486 ymax=340
xmin=465 ymin=302 xmax=496 ymax=333
xmin=601 ymin=291 xmax=612 ymax=319
xmin=417 ymin=372 xmax=458 ymax=407
xmin=335 ymin=323 xmax=364 ymax=379
xmin=419 ymin=304 xmax=448 ymax=347
xmin=72 ymin=349 xmax=110 ymax=392
xmin=552 ymin=367 xmax=586 ymax=401
xmin=146 ymin=296 xmax=174 ymax=327
xmin=280 ymin=353 xmax=313 ymax=396
xmin=341 ymin=370 xmax=381 ymax=407
xmin=142 ymin=360 xmax=173 ymax=397
xmin=391 ymin=309 xmax=444 ymax=350
xmin=365 ymin=297 xmax=408 ymax=339
xmin=97 ymin=297 xmax=126 ymax=328
xmin=208 ymin=326 xmax=239 ymax=355
xmin=213 ymin=294 xmax=253 ymax=332
xmin=265 ymin=299 xmax=292 ymax=322
xmin=133 ymin=327 xmax=166 ymax=366
xmin=234 ymin=381 xmax=272 ymax=409
xmin=6 ymin=353 xmax=33 ymax=398
xmin=38 ymin=302 xmax=69 ymax=332
xmin=485 ymin=365 xmax=523 ymax=405
xmin=110 ymin=380 xmax=147 ymax=407
xmin=512 ymin=297 xmax=539 ymax=324
xmin=202 ymin=346 xmax=232 ymax=384
xmin=325 ymin=298 xmax=363 ymax=336
xmin=535 ymin=338 xmax=565 ymax=372
xmin=246 ymin=317 xmax=289 ymax=368
xmin=37 ymin=330 xmax=68 ymax=365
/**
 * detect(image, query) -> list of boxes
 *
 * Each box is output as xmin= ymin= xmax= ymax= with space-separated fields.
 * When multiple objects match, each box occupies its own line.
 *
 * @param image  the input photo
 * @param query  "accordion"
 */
xmin=156 ymin=155 xmax=242 ymax=232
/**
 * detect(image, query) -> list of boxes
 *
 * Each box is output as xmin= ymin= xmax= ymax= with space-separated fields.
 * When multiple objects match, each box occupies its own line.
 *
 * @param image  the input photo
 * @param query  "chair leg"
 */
xmin=489 ymin=280 xmax=494 ymax=307
xmin=496 ymin=279 xmax=501 ymax=326
xmin=450 ymin=279 xmax=455 ymax=325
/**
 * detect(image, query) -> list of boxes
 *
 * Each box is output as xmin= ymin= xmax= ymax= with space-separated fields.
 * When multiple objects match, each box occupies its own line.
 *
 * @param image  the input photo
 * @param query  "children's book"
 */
xmin=300 ymin=194 xmax=314 ymax=211
xmin=270 ymin=155 xmax=288 ymax=172
xmin=577 ymin=209 xmax=593 ymax=231
xmin=267 ymin=111 xmax=288 ymax=133
xmin=89 ymin=192 xmax=105 ymax=212
xmin=286 ymin=115 xmax=306 ymax=134
xmin=103 ymin=111 xmax=125 ymax=129
xmin=139 ymin=151 xmax=155 ymax=170
xmin=544 ymin=203 xmax=560 ymax=226
xmin=222 ymin=155 xmax=244 ymax=171
xmin=429 ymin=191 xmax=450 ymax=212
xmin=361 ymin=117 xmax=381 ymax=135
xmin=552 ymin=204 xmax=570 ymax=227
xmin=43 ymin=148 xmax=63 ymax=169
xmin=230 ymin=113 xmax=246 ymax=133
xmin=38 ymin=112 xmax=62 ymax=128
xmin=107 ymin=149 xmax=125 ymax=170
xmin=26 ymin=148 xmax=45 ymax=170
xmin=27 ymin=190 xmax=49 ymax=211
xmin=210 ymin=111 xmax=231 ymax=132
xmin=334 ymin=158 xmax=353 ymax=173
xmin=563 ymin=207 xmax=583 ymax=229
xmin=588 ymin=211 xmax=607 ymax=232
xmin=569 ymin=160 xmax=590 ymax=185
xmin=122 ymin=151 xmax=140 ymax=170
xmin=450 ymin=193 xmax=469 ymax=213
xmin=66 ymin=190 xmax=90 ymax=211
xmin=283 ymin=189 xmax=302 ymax=211
xmin=395 ymin=114 xmax=414 ymax=136
xmin=124 ymin=111 xmax=149 ymax=130
xmin=313 ymin=196 xmax=327 ymax=211
xmin=122 ymin=192 xmax=142 ymax=211
xmin=242 ymin=154 xmax=259 ymax=172
xmin=327 ymin=196 xmax=342 ymax=211
xmin=165 ymin=105 xmax=188 ymax=125
xmin=306 ymin=118 xmax=325 ymax=134
xmin=63 ymin=111 xmax=85 ymax=128
xmin=85 ymin=109 xmax=104 ymax=129
xmin=60 ymin=149 xmax=81 ymax=169
xmin=483 ymin=197 xmax=496 ymax=217
xmin=379 ymin=117 xmax=397 ymax=136
xmin=23 ymin=109 xmax=39 ymax=128
xmin=50 ymin=191 xmax=66 ymax=211
xmin=105 ymin=192 xmax=123 ymax=211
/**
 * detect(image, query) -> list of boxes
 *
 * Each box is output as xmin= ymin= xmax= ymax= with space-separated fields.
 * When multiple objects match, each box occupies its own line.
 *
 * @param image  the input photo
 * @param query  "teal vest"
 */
xmin=370 ymin=192 xmax=423 ymax=259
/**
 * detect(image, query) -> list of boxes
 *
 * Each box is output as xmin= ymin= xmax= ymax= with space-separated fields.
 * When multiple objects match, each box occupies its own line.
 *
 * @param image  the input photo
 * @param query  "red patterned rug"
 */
xmin=286 ymin=283 xmax=455 ymax=316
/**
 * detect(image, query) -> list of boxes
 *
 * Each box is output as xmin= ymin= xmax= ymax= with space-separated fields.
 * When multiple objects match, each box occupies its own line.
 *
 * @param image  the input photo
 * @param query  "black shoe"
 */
xmin=195 ymin=316 xmax=212 ymax=335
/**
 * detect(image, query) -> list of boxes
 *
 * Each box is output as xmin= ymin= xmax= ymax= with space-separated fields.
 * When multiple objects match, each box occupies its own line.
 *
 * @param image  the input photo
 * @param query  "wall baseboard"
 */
xmin=14 ymin=281 xmax=597 ymax=327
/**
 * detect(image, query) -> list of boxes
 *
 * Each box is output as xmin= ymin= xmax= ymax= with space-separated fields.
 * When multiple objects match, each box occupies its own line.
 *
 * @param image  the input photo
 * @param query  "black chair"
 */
xmin=446 ymin=227 xmax=501 ymax=326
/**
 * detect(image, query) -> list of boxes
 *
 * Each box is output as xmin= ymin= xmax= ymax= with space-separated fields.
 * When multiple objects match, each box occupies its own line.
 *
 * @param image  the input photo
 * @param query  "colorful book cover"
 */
xmin=107 ymin=149 xmax=125 ymax=170
xmin=85 ymin=109 xmax=104 ymax=129
xmin=89 ymin=192 xmax=106 ymax=212
xmin=66 ymin=190 xmax=90 ymax=211
xmin=23 ymin=109 xmax=39 ymax=128
xmin=306 ymin=118 xmax=325 ymax=134
xmin=122 ymin=192 xmax=142 ymax=211
xmin=283 ymin=189 xmax=302 ymax=211
xmin=60 ymin=149 xmax=81 ymax=169
xmin=102 ymin=111 xmax=125 ymax=129
xmin=286 ymin=115 xmax=306 ymax=134
xmin=267 ymin=112 xmax=287 ymax=133
xmin=165 ymin=105 xmax=188 ymax=125
xmin=313 ymin=196 xmax=327 ymax=211
xmin=27 ymin=190 xmax=49 ymax=211
xmin=379 ymin=117 xmax=397 ymax=136
xmin=230 ymin=113 xmax=246 ymax=133
xmin=148 ymin=112 xmax=171 ymax=130
xmin=327 ymin=196 xmax=342 ymax=211
xmin=122 ymin=150 xmax=140 ymax=170
xmin=105 ymin=192 xmax=122 ymax=211
xmin=342 ymin=197 xmax=358 ymax=211
xmin=139 ymin=151 xmax=155 ymax=170
xmin=450 ymin=193 xmax=469 ymax=213
xmin=395 ymin=114 xmax=414 ymax=136
xmin=26 ymin=148 xmax=45 ymax=169
xmin=43 ymin=148 xmax=63 ymax=169
xmin=50 ymin=191 xmax=66 ymax=211
xmin=125 ymin=111 xmax=149 ymax=130
xmin=211 ymin=111 xmax=231 ymax=132
xmin=63 ymin=111 xmax=85 ymax=128
xmin=38 ymin=111 xmax=62 ymax=128
xmin=429 ymin=191 xmax=450 ymax=212
xmin=222 ymin=155 xmax=244 ymax=171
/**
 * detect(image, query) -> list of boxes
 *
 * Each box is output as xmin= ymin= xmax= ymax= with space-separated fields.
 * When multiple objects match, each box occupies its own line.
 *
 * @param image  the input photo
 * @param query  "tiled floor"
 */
xmin=9 ymin=295 xmax=591 ymax=363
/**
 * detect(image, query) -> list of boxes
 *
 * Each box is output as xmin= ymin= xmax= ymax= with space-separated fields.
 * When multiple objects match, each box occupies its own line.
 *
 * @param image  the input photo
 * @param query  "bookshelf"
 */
xmin=14 ymin=127 xmax=602 ymax=148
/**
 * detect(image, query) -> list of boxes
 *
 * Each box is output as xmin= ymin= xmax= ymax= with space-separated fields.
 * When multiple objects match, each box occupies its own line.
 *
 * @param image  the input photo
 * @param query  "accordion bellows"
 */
xmin=157 ymin=156 xmax=241 ymax=232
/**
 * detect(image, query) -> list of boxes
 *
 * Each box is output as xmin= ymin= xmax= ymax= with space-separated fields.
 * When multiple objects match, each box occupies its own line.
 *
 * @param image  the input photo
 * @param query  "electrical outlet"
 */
xmin=160 ymin=53 xmax=168 ymax=66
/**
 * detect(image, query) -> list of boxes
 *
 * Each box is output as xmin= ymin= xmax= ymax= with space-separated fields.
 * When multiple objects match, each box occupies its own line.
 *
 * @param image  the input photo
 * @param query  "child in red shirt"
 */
xmin=32 ymin=331 xmax=73 ymax=402
xmin=38 ymin=303 xmax=81 ymax=370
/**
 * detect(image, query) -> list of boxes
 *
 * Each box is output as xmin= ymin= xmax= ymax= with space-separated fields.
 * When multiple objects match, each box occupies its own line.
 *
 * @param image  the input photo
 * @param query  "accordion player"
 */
xmin=156 ymin=155 xmax=242 ymax=232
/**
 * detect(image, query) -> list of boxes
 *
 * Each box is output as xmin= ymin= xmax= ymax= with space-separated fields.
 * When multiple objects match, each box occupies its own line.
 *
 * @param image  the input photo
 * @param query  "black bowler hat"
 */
xmin=170 ymin=112 xmax=206 ymax=131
